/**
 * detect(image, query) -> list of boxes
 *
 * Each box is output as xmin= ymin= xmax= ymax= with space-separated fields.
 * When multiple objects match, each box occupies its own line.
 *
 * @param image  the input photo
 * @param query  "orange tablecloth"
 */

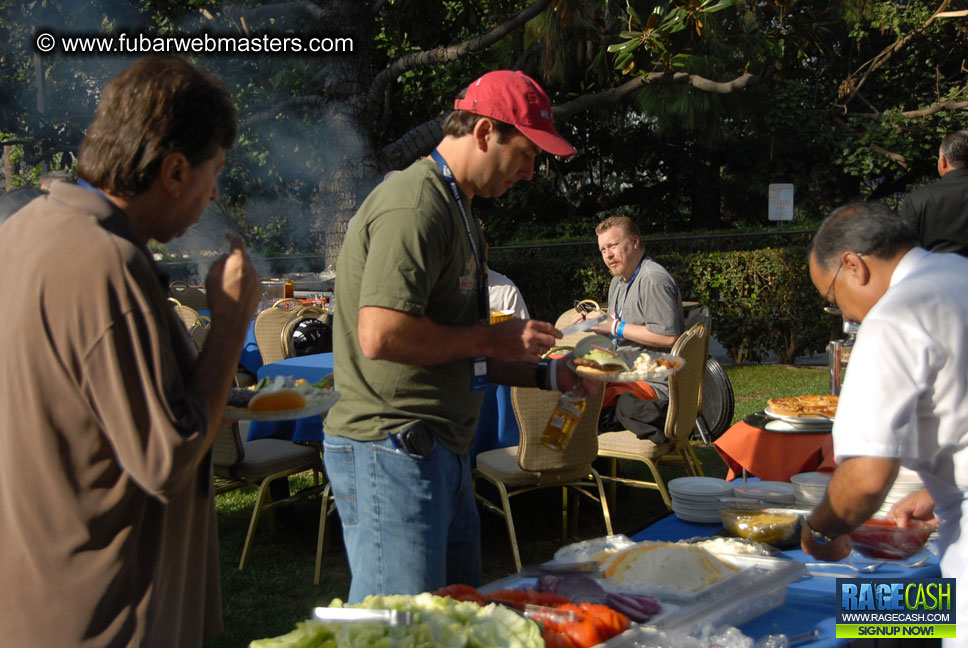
xmin=713 ymin=420 xmax=837 ymax=482
xmin=603 ymin=381 xmax=657 ymax=408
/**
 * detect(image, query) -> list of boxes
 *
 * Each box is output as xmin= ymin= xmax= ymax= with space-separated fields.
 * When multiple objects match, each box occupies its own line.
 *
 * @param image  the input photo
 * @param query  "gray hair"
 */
xmin=810 ymin=202 xmax=917 ymax=271
xmin=940 ymin=131 xmax=968 ymax=169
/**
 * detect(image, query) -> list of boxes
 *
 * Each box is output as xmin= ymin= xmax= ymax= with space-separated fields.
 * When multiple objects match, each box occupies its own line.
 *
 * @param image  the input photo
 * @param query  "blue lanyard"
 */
xmin=616 ymin=255 xmax=646 ymax=321
xmin=429 ymin=150 xmax=488 ymax=320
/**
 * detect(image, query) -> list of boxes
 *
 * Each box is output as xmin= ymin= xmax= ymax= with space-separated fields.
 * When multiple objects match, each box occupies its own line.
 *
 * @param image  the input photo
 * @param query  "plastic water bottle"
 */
xmin=540 ymin=390 xmax=587 ymax=450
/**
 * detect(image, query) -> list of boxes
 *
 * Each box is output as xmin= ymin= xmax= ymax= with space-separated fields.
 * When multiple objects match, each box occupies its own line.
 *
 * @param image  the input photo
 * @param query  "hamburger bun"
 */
xmin=572 ymin=335 xmax=630 ymax=377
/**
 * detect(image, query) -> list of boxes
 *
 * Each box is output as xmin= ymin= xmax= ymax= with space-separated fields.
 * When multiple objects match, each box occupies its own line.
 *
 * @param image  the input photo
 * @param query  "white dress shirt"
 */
xmin=487 ymin=268 xmax=530 ymax=320
xmin=833 ymin=248 xmax=968 ymax=641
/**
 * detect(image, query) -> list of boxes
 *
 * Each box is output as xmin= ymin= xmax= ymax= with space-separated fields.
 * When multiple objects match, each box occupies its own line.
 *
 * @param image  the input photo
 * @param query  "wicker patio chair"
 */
xmin=473 ymin=385 xmax=612 ymax=572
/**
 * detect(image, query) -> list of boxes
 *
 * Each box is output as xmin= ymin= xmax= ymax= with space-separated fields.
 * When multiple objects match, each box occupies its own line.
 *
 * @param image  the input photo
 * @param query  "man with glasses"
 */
xmin=801 ymin=202 xmax=968 ymax=640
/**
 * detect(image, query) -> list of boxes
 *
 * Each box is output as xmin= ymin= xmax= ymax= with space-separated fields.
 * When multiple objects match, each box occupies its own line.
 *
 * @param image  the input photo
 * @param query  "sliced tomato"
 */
xmin=486 ymin=588 xmax=531 ymax=607
xmin=542 ymin=626 xmax=578 ymax=648
xmin=433 ymin=583 xmax=486 ymax=605
xmin=486 ymin=588 xmax=570 ymax=609
xmin=559 ymin=619 xmax=604 ymax=648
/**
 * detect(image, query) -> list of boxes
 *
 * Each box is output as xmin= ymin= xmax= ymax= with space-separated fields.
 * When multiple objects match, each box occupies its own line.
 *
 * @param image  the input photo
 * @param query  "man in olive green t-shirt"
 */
xmin=325 ymin=70 xmax=594 ymax=602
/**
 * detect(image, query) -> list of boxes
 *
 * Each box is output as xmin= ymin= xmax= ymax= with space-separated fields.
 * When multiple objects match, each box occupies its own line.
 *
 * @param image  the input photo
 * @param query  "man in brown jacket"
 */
xmin=0 ymin=57 xmax=260 ymax=646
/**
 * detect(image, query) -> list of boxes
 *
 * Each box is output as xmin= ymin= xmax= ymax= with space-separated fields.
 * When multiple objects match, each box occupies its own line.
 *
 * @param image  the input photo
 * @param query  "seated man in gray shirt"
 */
xmin=587 ymin=215 xmax=684 ymax=442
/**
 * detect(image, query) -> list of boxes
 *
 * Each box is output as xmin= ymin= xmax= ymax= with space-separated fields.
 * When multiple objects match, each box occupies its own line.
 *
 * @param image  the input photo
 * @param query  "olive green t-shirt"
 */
xmin=325 ymin=158 xmax=487 ymax=454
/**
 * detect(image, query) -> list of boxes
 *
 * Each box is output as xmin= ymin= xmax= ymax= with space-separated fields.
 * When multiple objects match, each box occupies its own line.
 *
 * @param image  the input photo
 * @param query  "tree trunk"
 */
xmin=305 ymin=1 xmax=379 ymax=267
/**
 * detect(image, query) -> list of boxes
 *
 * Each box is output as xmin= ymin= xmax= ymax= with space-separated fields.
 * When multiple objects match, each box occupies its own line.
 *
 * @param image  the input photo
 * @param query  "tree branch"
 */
xmin=869 ymin=143 xmax=908 ymax=169
xmin=364 ymin=0 xmax=554 ymax=116
xmin=379 ymin=69 xmax=760 ymax=170
xmin=841 ymin=0 xmax=955 ymax=104
xmin=845 ymin=99 xmax=968 ymax=119
xmin=554 ymin=71 xmax=760 ymax=119
xmin=379 ymin=115 xmax=446 ymax=172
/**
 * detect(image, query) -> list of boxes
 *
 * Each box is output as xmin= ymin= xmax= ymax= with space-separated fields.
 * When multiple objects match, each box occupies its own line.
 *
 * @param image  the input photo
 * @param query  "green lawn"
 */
xmin=206 ymin=363 xmax=829 ymax=647
xmin=727 ymin=364 xmax=829 ymax=422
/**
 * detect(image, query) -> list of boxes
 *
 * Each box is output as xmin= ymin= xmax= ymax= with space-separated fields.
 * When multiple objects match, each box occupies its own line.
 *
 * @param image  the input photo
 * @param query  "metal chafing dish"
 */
xmin=825 ymin=307 xmax=859 ymax=396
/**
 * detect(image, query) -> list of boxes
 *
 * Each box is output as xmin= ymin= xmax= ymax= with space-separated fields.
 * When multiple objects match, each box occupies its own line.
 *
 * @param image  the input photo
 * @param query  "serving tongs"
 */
xmin=521 ymin=604 xmax=578 ymax=624
xmin=313 ymin=606 xmax=414 ymax=626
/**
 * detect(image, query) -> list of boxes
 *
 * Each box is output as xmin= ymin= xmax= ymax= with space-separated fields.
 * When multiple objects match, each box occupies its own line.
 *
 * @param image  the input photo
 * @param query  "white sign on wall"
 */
xmin=768 ymin=183 xmax=795 ymax=221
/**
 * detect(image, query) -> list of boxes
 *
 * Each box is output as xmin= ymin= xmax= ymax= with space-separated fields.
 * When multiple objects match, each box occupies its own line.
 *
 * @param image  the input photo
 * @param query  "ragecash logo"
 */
xmin=836 ymin=577 xmax=956 ymax=639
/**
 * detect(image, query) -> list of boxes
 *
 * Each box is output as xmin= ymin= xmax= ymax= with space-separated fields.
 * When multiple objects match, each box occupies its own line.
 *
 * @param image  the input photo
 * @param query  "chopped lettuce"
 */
xmin=249 ymin=594 xmax=542 ymax=648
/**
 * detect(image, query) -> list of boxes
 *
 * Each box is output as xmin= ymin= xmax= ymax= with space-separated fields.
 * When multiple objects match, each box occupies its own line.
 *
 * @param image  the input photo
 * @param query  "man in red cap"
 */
xmin=326 ymin=69 xmax=590 ymax=602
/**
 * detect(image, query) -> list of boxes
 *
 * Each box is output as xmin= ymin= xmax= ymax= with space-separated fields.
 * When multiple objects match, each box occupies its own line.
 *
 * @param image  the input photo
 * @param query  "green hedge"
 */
xmin=489 ymin=244 xmax=839 ymax=364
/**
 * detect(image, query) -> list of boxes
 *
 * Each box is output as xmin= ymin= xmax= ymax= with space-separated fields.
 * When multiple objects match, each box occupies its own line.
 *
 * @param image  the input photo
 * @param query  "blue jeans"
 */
xmin=322 ymin=427 xmax=482 ymax=603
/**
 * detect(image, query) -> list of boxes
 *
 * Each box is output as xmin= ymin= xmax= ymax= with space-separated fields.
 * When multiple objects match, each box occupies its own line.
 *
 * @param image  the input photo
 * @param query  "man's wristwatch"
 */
xmin=804 ymin=518 xmax=841 ymax=545
xmin=535 ymin=359 xmax=551 ymax=390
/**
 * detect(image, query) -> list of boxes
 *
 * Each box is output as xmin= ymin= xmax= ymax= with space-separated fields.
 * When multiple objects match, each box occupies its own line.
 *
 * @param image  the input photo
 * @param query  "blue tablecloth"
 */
xmin=630 ymin=511 xmax=942 ymax=646
xmin=246 ymin=353 xmax=335 ymax=443
xmin=245 ymin=354 xmax=520 ymax=458
xmin=470 ymin=384 xmax=519 ymax=464
xmin=240 ymin=321 xmax=262 ymax=375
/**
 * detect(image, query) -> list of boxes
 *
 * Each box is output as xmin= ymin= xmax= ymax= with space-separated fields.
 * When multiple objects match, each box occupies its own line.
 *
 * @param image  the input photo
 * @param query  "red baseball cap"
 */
xmin=454 ymin=70 xmax=577 ymax=157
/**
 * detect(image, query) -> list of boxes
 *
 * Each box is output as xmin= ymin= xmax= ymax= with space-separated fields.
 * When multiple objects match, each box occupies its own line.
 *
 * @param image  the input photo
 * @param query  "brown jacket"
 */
xmin=0 ymin=182 xmax=222 ymax=646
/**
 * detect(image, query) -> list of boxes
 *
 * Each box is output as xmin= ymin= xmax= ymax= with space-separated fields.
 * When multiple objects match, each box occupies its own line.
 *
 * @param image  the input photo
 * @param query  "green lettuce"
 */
xmin=249 ymin=593 xmax=543 ymax=648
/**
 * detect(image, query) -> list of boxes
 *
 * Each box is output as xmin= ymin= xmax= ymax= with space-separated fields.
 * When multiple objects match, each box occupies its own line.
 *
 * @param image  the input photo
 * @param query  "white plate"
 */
xmin=224 ymin=390 xmax=340 ymax=421
xmin=764 ymin=419 xmax=832 ymax=434
xmin=668 ymin=477 xmax=733 ymax=496
xmin=567 ymin=353 xmax=684 ymax=383
xmin=672 ymin=508 xmax=725 ymax=524
xmin=734 ymin=481 xmax=795 ymax=500
xmin=670 ymin=499 xmax=721 ymax=511
xmin=764 ymin=406 xmax=834 ymax=425
xmin=670 ymin=494 xmax=721 ymax=504
xmin=791 ymin=471 xmax=832 ymax=485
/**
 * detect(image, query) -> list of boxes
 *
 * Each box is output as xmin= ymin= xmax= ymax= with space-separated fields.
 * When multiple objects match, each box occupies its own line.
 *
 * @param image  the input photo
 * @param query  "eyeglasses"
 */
xmin=823 ymin=260 xmax=844 ymax=306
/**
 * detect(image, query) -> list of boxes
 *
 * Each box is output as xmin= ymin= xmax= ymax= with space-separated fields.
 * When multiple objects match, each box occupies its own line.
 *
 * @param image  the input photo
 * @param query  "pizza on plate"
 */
xmin=767 ymin=394 xmax=838 ymax=419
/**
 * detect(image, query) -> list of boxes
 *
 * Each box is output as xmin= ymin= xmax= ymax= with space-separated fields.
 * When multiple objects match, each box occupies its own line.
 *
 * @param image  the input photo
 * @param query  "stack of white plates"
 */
xmin=790 ymin=471 xmax=831 ymax=509
xmin=733 ymin=481 xmax=797 ymax=506
xmin=875 ymin=467 xmax=925 ymax=517
xmin=669 ymin=476 xmax=734 ymax=523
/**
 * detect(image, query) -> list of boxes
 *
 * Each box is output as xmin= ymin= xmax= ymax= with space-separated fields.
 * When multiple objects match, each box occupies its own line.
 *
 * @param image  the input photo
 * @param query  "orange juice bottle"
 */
xmin=540 ymin=391 xmax=587 ymax=450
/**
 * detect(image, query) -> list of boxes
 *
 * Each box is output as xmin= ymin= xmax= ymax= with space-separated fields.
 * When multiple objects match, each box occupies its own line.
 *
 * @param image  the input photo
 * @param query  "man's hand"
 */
xmin=889 ymin=489 xmax=940 ymax=531
xmin=800 ymin=456 xmax=899 ymax=562
xmin=554 ymin=354 xmax=601 ymax=397
xmin=800 ymin=523 xmax=852 ymax=562
xmin=487 ymin=318 xmax=561 ymax=362
xmin=205 ymin=232 xmax=261 ymax=327
xmin=590 ymin=311 xmax=618 ymax=337
xmin=191 ymin=232 xmax=262 ymax=446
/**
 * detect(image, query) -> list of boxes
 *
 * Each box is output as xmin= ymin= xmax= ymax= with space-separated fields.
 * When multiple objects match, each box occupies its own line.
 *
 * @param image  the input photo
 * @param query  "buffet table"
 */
xmin=629 ymin=512 xmax=941 ymax=647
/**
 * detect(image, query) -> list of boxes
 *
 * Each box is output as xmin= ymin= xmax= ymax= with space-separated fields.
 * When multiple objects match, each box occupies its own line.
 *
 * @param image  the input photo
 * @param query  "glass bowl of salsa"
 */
xmin=849 ymin=519 xmax=932 ymax=560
